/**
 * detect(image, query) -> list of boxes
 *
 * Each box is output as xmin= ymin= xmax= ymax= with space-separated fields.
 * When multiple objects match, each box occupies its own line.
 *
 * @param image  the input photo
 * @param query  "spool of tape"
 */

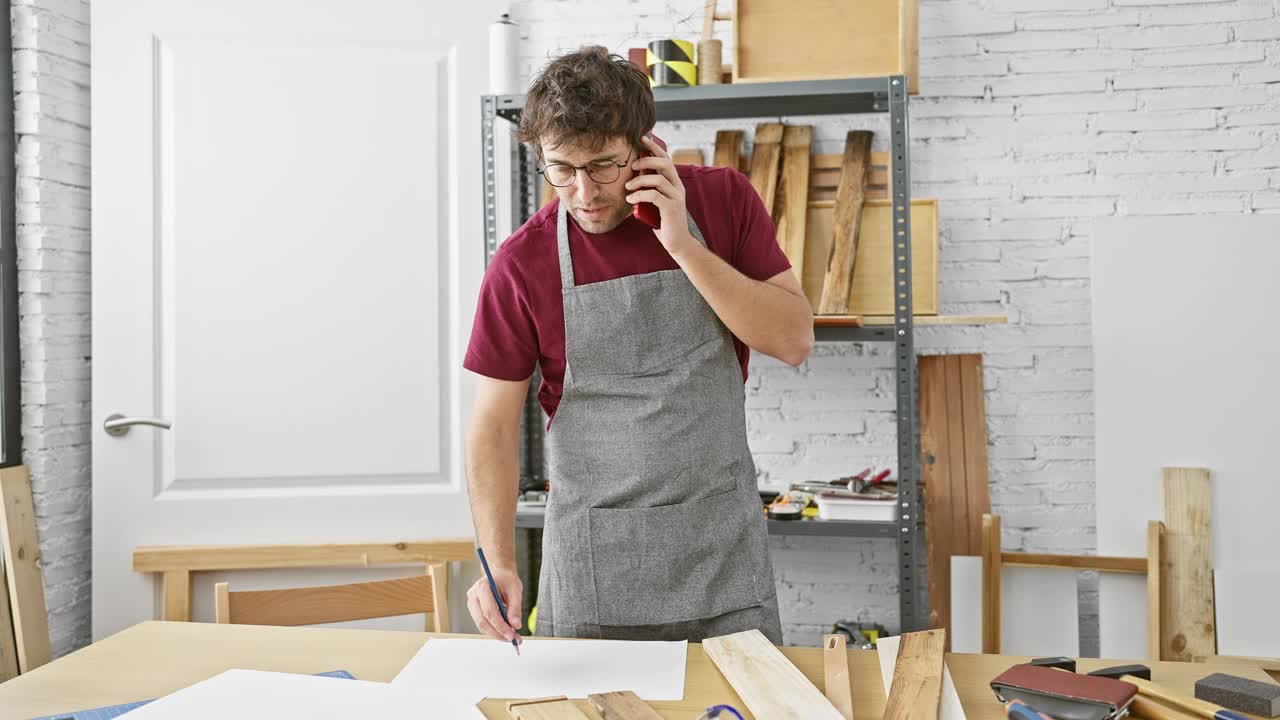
xmin=646 ymin=39 xmax=697 ymax=87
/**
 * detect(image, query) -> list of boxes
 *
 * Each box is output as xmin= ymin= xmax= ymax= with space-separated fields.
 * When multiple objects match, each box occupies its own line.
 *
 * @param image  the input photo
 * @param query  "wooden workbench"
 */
xmin=0 ymin=621 xmax=1274 ymax=719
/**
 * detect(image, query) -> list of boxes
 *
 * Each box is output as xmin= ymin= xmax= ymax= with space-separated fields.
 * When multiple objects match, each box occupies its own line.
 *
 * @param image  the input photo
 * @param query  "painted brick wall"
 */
xmin=510 ymin=0 xmax=1280 ymax=650
xmin=11 ymin=0 xmax=92 ymax=658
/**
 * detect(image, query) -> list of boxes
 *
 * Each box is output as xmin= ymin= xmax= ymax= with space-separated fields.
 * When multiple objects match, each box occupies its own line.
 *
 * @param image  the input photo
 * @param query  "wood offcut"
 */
xmin=703 ymin=629 xmax=846 ymax=720
xmin=507 ymin=696 xmax=592 ymax=720
xmin=0 ymin=465 xmax=51 ymax=674
xmin=817 ymin=131 xmax=873 ymax=315
xmin=588 ymin=690 xmax=664 ymax=720
xmin=774 ymin=125 xmax=812 ymax=275
xmin=883 ymin=629 xmax=946 ymax=720
xmin=747 ymin=123 xmax=784 ymax=215
xmin=822 ymin=634 xmax=855 ymax=720
xmin=1160 ymin=467 xmax=1216 ymax=662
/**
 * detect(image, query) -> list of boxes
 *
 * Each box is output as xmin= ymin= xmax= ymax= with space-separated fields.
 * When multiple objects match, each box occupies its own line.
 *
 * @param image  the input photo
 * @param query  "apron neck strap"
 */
xmin=556 ymin=200 xmax=711 ymax=292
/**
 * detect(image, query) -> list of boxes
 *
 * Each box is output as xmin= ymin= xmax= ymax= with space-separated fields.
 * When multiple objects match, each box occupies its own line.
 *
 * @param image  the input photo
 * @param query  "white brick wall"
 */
xmin=511 ymin=0 xmax=1280 ymax=651
xmin=12 ymin=0 xmax=92 ymax=658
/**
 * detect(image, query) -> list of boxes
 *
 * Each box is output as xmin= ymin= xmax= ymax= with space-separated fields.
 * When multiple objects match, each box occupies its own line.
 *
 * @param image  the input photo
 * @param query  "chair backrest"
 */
xmin=214 ymin=563 xmax=449 ymax=632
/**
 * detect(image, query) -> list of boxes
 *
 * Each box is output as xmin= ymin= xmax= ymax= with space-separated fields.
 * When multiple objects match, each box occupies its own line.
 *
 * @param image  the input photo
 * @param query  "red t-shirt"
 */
xmin=463 ymin=164 xmax=791 ymax=421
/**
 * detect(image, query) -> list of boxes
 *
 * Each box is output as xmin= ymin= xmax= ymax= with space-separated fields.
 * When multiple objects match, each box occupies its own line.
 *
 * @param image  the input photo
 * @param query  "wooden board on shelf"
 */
xmin=775 ymin=126 xmax=812 ymax=276
xmin=733 ymin=0 xmax=918 ymax=93
xmin=702 ymin=629 xmax=846 ymax=720
xmin=919 ymin=354 xmax=990 ymax=652
xmin=748 ymin=122 xmax=784 ymax=215
xmin=803 ymin=199 xmax=939 ymax=316
xmin=817 ymin=131 xmax=872 ymax=315
xmin=713 ymin=130 xmax=744 ymax=172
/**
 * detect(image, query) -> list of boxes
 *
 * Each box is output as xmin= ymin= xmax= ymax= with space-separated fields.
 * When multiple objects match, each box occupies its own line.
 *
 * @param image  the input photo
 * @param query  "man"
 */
xmin=463 ymin=46 xmax=814 ymax=645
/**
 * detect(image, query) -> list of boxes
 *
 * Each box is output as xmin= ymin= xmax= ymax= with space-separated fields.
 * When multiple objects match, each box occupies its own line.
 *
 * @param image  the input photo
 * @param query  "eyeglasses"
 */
xmin=538 ymin=148 xmax=634 ymax=188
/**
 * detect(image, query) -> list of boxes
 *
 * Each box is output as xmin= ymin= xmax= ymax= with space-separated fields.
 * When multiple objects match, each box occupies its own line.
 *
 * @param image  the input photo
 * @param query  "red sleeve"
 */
xmin=463 ymin=249 xmax=538 ymax=381
xmin=729 ymin=168 xmax=792 ymax=281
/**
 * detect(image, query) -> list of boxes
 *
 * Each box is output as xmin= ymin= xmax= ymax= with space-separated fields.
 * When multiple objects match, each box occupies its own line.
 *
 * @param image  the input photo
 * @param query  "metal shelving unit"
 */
xmin=481 ymin=75 xmax=926 ymax=632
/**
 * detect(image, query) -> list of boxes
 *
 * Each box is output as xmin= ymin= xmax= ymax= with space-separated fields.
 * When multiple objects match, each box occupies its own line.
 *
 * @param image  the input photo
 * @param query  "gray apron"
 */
xmin=535 ymin=200 xmax=782 ymax=643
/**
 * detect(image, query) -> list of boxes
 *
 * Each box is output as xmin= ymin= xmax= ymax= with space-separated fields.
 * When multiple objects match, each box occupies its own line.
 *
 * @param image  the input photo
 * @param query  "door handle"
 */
xmin=103 ymin=413 xmax=173 ymax=437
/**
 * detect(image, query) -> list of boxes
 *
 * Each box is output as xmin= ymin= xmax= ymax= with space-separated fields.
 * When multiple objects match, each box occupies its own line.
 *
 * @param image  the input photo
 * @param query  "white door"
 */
xmin=91 ymin=0 xmax=499 ymax=639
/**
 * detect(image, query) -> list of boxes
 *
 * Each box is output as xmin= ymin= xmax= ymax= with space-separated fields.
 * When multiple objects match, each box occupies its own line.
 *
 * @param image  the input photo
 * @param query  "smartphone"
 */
xmin=632 ymin=132 xmax=667 ymax=229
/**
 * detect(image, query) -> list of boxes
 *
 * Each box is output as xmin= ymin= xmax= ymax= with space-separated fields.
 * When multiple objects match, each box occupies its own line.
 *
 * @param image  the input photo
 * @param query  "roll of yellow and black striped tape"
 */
xmin=646 ymin=39 xmax=696 ymax=87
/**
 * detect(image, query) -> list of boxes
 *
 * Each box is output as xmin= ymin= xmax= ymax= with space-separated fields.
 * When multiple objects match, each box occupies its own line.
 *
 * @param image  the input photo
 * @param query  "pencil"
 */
xmin=476 ymin=547 xmax=521 ymax=656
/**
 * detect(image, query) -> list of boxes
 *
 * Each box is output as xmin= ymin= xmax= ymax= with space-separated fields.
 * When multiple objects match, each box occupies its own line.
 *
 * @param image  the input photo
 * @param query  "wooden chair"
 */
xmin=214 ymin=563 xmax=449 ymax=632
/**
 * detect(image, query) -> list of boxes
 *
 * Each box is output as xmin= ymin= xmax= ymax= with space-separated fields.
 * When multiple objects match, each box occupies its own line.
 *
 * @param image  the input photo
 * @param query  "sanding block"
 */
xmin=991 ymin=664 xmax=1137 ymax=720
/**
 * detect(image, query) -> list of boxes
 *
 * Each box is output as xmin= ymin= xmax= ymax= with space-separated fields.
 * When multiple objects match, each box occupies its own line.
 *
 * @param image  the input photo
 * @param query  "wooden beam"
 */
xmin=747 ymin=123 xmax=784 ymax=214
xmin=883 ymin=629 xmax=945 ymax=720
xmin=822 ymin=634 xmax=854 ymax=720
xmin=1148 ymin=521 xmax=1164 ymax=661
xmin=959 ymin=354 xmax=991 ymax=554
xmin=507 ymin=696 xmax=592 ymax=720
xmin=920 ymin=355 xmax=956 ymax=645
xmin=818 ymin=131 xmax=873 ymax=314
xmin=428 ymin=563 xmax=450 ymax=633
xmin=0 ymin=466 xmax=50 ymax=673
xmin=1001 ymin=552 xmax=1147 ymax=575
xmin=775 ymin=125 xmax=812 ymax=275
xmin=1162 ymin=467 xmax=1216 ymax=662
xmin=162 ymin=570 xmax=191 ymax=622
xmin=133 ymin=540 xmax=474 ymax=573
xmin=981 ymin=513 xmax=1002 ymax=654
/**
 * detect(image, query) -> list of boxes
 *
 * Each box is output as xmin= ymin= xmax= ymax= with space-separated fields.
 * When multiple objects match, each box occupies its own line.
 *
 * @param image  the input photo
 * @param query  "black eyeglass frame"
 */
xmin=536 ymin=147 xmax=637 ymax=188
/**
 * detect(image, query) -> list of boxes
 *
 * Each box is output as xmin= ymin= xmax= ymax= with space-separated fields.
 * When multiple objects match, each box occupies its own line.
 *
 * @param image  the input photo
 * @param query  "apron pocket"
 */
xmin=587 ymin=480 xmax=770 ymax=627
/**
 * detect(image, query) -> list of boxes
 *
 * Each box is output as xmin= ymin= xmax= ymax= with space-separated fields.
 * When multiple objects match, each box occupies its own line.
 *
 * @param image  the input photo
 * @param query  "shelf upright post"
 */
xmin=887 ymin=75 xmax=924 ymax=633
xmin=482 ymin=95 xmax=500 ymax=267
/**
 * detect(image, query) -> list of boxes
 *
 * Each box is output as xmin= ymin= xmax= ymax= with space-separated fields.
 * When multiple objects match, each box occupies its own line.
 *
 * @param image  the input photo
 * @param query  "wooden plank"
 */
xmin=507 ymin=696 xmax=592 ymax=720
xmin=133 ymin=540 xmax=474 ymax=573
xmin=822 ymin=634 xmax=855 ymax=720
xmin=713 ymin=130 xmax=744 ymax=171
xmin=981 ymin=513 xmax=1002 ymax=654
xmin=876 ymin=633 xmax=967 ymax=720
xmin=1162 ymin=467 xmax=1216 ymax=662
xmin=944 ymin=356 xmax=969 ymax=560
xmin=920 ymin=355 xmax=956 ymax=646
xmin=428 ymin=563 xmax=450 ymax=633
xmin=903 ymin=0 xmax=919 ymax=93
xmin=702 ymin=629 xmax=845 ymax=720
xmin=0 ymin=466 xmax=50 ymax=673
xmin=0 ymin=546 xmax=19 ymax=681
xmin=733 ymin=0 xmax=916 ymax=88
xmin=747 ymin=122 xmax=784 ymax=215
xmin=1148 ymin=521 xmax=1164 ymax=661
xmin=588 ymin=690 xmax=664 ymax=720
xmin=1002 ymin=552 xmax=1147 ymax=574
xmin=775 ymin=125 xmax=812 ymax=274
xmin=162 ymin=570 xmax=191 ymax=622
xmin=222 ymin=575 xmax=439 ymax=627
xmin=810 ymin=151 xmax=888 ymax=202
xmin=671 ymin=148 xmax=704 ymax=166
xmin=883 ymin=629 xmax=945 ymax=720
xmin=802 ymin=199 xmax=938 ymax=314
xmin=817 ymin=131 xmax=873 ymax=314
xmin=958 ymin=354 xmax=991 ymax=555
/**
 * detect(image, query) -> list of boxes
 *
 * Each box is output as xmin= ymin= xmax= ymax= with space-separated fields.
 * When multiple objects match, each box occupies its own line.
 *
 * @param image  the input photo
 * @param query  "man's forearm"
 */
xmin=670 ymin=241 xmax=814 ymax=366
xmin=465 ymin=419 xmax=520 ymax=568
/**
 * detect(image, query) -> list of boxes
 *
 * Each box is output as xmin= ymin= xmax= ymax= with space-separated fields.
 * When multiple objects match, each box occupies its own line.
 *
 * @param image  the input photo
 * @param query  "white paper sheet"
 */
xmin=1002 ymin=567 xmax=1080 ymax=658
xmin=120 ymin=669 xmax=484 ymax=719
xmin=950 ymin=556 xmax=983 ymax=654
xmin=393 ymin=637 xmax=688 ymax=701
xmin=876 ymin=634 xmax=968 ymax=720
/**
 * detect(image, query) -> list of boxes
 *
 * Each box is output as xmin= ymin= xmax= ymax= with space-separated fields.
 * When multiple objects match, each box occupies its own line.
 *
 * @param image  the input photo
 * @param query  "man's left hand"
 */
xmin=625 ymin=135 xmax=698 ymax=258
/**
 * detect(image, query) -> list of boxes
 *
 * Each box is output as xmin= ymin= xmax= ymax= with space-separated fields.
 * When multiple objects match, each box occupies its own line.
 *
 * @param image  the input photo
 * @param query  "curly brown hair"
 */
xmin=516 ymin=46 xmax=656 ymax=159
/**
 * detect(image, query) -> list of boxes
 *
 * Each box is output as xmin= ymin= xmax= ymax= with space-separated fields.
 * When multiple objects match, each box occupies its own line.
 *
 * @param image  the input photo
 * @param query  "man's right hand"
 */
xmin=466 ymin=565 xmax=524 ymax=645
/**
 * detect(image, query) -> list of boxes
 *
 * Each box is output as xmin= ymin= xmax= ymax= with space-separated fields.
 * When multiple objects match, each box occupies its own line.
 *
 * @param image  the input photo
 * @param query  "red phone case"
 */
xmin=633 ymin=133 xmax=667 ymax=229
